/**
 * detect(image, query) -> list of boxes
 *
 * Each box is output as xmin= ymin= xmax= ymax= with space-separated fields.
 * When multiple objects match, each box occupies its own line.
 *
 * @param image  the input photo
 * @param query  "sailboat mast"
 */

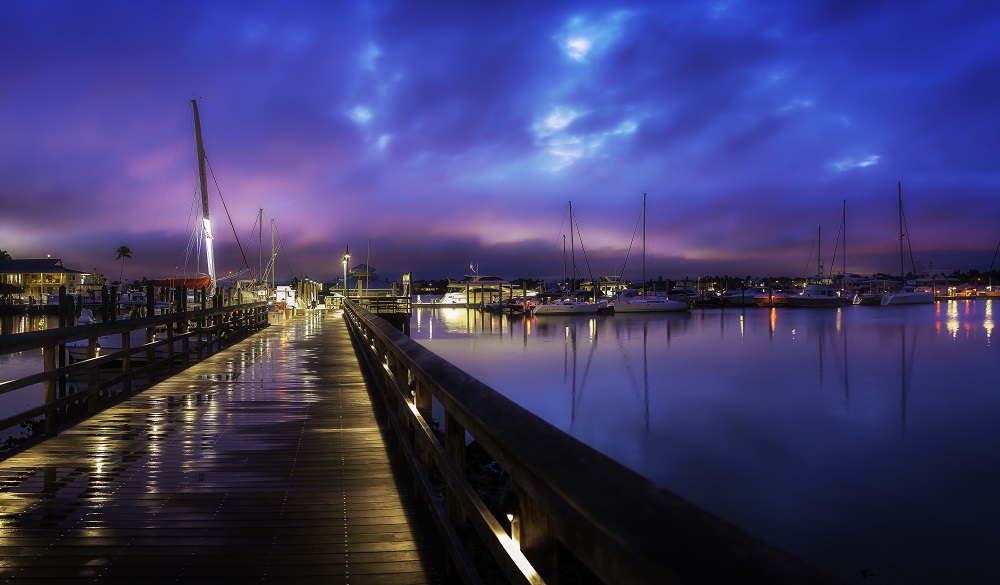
xmin=897 ymin=181 xmax=905 ymax=282
xmin=817 ymin=225 xmax=822 ymax=277
xmin=191 ymin=99 xmax=216 ymax=291
xmin=258 ymin=208 xmax=263 ymax=289
xmin=561 ymin=234 xmax=567 ymax=292
xmin=842 ymin=199 xmax=847 ymax=288
xmin=642 ymin=192 xmax=647 ymax=295
xmin=569 ymin=200 xmax=576 ymax=293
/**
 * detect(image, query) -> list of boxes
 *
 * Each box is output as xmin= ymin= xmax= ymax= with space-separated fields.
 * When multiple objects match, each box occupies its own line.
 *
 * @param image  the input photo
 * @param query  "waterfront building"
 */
xmin=0 ymin=258 xmax=90 ymax=303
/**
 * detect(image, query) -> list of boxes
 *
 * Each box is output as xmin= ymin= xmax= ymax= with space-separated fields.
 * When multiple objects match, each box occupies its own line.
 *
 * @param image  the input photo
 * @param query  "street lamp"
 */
xmin=342 ymin=245 xmax=350 ymax=302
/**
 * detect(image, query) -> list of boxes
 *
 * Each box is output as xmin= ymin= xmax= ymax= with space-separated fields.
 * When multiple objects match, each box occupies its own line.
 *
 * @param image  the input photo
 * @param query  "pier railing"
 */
xmin=343 ymin=300 xmax=846 ymax=585
xmin=0 ymin=302 xmax=269 ymax=447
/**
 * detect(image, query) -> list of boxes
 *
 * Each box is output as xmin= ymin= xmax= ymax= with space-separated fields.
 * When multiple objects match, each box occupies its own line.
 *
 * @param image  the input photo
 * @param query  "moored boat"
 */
xmin=722 ymin=287 xmax=770 ymax=307
xmin=785 ymin=283 xmax=853 ymax=308
xmin=880 ymin=182 xmax=934 ymax=306
xmin=881 ymin=285 xmax=934 ymax=306
xmin=611 ymin=289 xmax=688 ymax=313
xmin=754 ymin=289 xmax=792 ymax=307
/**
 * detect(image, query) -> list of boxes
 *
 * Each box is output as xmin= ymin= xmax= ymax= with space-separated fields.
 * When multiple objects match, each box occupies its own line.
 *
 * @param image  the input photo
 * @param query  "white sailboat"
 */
xmin=147 ymin=99 xmax=217 ymax=293
xmin=66 ymin=100 xmax=219 ymax=365
xmin=534 ymin=201 xmax=602 ymax=316
xmin=612 ymin=192 xmax=688 ymax=313
xmin=881 ymin=182 xmax=934 ymax=306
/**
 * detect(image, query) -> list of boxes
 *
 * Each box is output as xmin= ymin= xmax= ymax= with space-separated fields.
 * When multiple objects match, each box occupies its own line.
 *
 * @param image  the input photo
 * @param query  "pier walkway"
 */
xmin=0 ymin=311 xmax=447 ymax=583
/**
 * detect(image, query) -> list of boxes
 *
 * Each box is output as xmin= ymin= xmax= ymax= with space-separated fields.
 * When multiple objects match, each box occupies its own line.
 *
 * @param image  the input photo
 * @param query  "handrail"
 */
xmin=342 ymin=300 xmax=846 ymax=584
xmin=0 ymin=302 xmax=269 ymax=447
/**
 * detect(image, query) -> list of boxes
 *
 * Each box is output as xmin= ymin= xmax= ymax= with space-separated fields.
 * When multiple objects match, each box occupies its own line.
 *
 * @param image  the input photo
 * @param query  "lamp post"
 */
xmin=342 ymin=246 xmax=350 ymax=303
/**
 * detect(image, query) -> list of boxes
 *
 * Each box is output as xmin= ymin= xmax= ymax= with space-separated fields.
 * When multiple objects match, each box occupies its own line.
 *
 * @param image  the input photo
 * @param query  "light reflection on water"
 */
xmin=410 ymin=300 xmax=1000 ymax=585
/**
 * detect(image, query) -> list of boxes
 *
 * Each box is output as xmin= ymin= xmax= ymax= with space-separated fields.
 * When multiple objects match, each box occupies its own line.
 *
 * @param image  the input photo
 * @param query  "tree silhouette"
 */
xmin=115 ymin=245 xmax=132 ymax=284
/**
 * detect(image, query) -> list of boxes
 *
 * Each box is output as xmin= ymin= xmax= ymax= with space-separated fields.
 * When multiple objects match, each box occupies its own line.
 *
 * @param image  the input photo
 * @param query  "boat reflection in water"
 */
xmin=409 ymin=301 xmax=1000 ymax=585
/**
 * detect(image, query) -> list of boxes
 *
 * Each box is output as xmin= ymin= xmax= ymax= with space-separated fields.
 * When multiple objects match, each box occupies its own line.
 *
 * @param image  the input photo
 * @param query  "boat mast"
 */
xmin=271 ymin=218 xmax=276 ymax=293
xmin=561 ymin=234 xmax=567 ymax=294
xmin=842 ymin=199 xmax=847 ymax=290
xmin=641 ymin=192 xmax=647 ymax=295
xmin=191 ymin=99 xmax=216 ymax=292
xmin=897 ymin=181 xmax=905 ymax=283
xmin=569 ymin=200 xmax=576 ymax=294
xmin=258 ymin=208 xmax=263 ymax=290
xmin=817 ymin=225 xmax=822 ymax=278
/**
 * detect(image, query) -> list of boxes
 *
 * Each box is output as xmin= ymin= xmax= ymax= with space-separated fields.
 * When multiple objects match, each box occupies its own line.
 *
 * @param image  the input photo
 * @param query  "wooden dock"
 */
xmin=0 ymin=311 xmax=447 ymax=583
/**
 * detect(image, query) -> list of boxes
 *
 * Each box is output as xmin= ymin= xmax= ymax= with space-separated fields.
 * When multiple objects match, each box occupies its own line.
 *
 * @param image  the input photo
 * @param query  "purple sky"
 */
xmin=2 ymin=1 xmax=998 ymax=284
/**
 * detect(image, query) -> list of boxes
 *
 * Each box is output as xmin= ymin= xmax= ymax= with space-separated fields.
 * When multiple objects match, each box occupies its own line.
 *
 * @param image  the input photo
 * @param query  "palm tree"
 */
xmin=115 ymin=245 xmax=132 ymax=284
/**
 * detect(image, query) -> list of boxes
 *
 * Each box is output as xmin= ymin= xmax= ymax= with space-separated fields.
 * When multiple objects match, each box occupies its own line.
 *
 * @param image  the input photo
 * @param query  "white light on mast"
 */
xmin=203 ymin=217 xmax=216 ymax=291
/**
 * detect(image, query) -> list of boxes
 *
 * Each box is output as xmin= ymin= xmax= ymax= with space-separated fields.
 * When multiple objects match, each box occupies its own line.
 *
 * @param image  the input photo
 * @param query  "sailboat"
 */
xmin=66 ymin=100 xmax=219 ymax=365
xmin=611 ymin=192 xmax=688 ymax=313
xmin=786 ymin=206 xmax=852 ymax=308
xmin=881 ymin=182 xmax=934 ymax=306
xmin=533 ymin=201 xmax=602 ymax=315
xmin=147 ymin=99 xmax=217 ymax=293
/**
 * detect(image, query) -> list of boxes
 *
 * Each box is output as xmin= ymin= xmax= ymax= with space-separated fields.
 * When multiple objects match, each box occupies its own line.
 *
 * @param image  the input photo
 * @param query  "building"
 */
xmin=0 ymin=258 xmax=91 ymax=302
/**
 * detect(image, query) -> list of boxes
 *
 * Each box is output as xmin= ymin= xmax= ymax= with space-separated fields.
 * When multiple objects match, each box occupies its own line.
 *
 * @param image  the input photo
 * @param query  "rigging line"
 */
xmin=152 ymin=109 xmax=190 ymax=236
xmin=988 ymin=239 xmax=1000 ymax=273
xmin=618 ymin=204 xmax=643 ymax=284
xmin=830 ymin=216 xmax=844 ymax=275
xmin=901 ymin=200 xmax=918 ymax=276
xmin=571 ymin=207 xmax=597 ymax=284
xmin=206 ymin=157 xmax=255 ymax=282
xmin=272 ymin=223 xmax=296 ymax=279
xmin=804 ymin=232 xmax=817 ymax=277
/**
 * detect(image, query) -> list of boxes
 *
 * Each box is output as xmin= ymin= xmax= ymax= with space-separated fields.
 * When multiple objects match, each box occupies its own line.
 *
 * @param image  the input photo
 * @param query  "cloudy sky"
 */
xmin=2 ymin=1 xmax=998 ymax=284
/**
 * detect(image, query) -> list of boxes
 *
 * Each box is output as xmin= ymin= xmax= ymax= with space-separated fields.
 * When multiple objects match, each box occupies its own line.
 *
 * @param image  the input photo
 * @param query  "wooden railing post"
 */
xmin=43 ymin=345 xmax=57 ymax=435
xmin=121 ymin=330 xmax=132 ymax=395
xmin=445 ymin=411 xmax=467 ymax=539
xmin=87 ymin=339 xmax=99 ymax=412
xmin=513 ymin=488 xmax=558 ymax=583
xmin=412 ymin=379 xmax=432 ymax=472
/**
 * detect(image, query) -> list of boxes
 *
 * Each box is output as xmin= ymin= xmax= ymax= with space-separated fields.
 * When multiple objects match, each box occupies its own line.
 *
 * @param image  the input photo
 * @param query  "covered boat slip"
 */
xmin=0 ymin=312 xmax=446 ymax=583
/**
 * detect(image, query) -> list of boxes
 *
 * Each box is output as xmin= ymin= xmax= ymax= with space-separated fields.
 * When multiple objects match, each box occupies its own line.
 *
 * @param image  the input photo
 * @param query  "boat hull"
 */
xmin=612 ymin=299 xmax=688 ymax=313
xmin=533 ymin=302 xmax=601 ymax=315
xmin=880 ymin=291 xmax=934 ymax=305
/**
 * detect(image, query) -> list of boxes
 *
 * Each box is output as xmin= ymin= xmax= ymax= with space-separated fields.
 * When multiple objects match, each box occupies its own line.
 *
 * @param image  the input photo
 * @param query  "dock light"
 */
xmin=342 ymin=246 xmax=350 ymax=301
xmin=500 ymin=488 xmax=519 ymax=523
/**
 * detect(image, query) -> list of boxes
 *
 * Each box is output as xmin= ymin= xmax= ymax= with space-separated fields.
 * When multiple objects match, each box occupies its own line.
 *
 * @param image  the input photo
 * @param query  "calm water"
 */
xmin=409 ymin=301 xmax=998 ymax=585
xmin=0 ymin=314 xmax=58 ymax=439
xmin=3 ymin=304 xmax=997 ymax=582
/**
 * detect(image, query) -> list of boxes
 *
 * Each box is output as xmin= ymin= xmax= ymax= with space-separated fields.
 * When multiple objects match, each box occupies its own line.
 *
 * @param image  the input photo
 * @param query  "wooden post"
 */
xmin=87 ymin=339 xmax=99 ymax=412
xmin=43 ymin=345 xmax=57 ymax=435
xmin=121 ymin=330 xmax=131 ymax=395
xmin=444 ymin=411 xmax=467 ymax=538
xmin=513 ymin=488 xmax=558 ymax=583
xmin=101 ymin=285 xmax=110 ymax=322
xmin=412 ymin=379 xmax=432 ymax=480
xmin=58 ymin=286 xmax=67 ymax=398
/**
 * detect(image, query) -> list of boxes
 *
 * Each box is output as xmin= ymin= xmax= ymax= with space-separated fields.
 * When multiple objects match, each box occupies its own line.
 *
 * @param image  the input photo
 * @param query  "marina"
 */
xmin=409 ymin=299 xmax=999 ymax=585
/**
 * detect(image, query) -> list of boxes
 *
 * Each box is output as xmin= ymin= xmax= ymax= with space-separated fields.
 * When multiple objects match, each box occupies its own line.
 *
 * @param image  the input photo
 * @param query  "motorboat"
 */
xmin=611 ymin=289 xmax=688 ymax=313
xmin=722 ymin=287 xmax=769 ymax=307
xmin=785 ymin=283 xmax=853 ymax=308
xmin=532 ymin=298 xmax=602 ymax=315
xmin=880 ymin=285 xmax=934 ymax=306
xmin=753 ymin=289 xmax=792 ymax=307
xmin=439 ymin=274 xmax=513 ymax=306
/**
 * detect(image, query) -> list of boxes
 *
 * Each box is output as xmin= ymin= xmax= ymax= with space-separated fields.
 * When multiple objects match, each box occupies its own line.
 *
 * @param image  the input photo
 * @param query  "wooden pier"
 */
xmin=0 ymin=311 xmax=446 ymax=583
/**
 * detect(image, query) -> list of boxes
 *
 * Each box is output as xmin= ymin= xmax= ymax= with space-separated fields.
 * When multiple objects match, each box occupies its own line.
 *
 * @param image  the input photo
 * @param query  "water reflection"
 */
xmin=411 ymin=303 xmax=1000 ymax=585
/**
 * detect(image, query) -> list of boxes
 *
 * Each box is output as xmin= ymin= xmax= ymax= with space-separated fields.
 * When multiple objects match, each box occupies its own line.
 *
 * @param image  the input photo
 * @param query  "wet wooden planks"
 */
xmin=0 ymin=312 xmax=447 ymax=584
